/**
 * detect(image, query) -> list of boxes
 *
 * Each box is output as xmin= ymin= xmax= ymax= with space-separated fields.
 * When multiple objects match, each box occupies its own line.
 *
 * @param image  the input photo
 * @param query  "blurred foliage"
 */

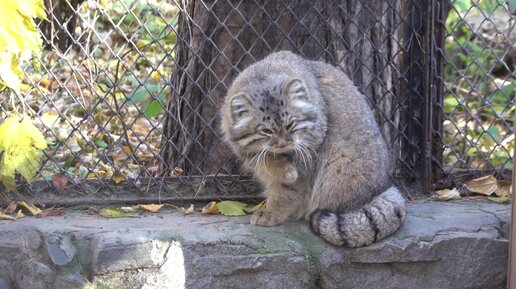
xmin=0 ymin=0 xmax=47 ymax=93
xmin=443 ymin=0 xmax=515 ymax=172
xmin=11 ymin=0 xmax=179 ymax=184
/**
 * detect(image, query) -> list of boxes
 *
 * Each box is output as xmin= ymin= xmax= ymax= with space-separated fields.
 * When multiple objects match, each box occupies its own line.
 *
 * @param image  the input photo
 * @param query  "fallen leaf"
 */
xmin=40 ymin=208 xmax=63 ymax=217
xmin=122 ymin=145 xmax=133 ymax=154
xmin=487 ymin=196 xmax=510 ymax=204
xmin=433 ymin=188 xmax=461 ymax=201
xmin=244 ymin=201 xmax=265 ymax=213
xmin=112 ymin=172 xmax=125 ymax=184
xmin=120 ymin=206 xmax=139 ymax=212
xmin=495 ymin=180 xmax=512 ymax=197
xmin=180 ymin=204 xmax=194 ymax=215
xmin=3 ymin=202 xmax=17 ymax=214
xmin=435 ymin=189 xmax=451 ymax=196
xmin=464 ymin=175 xmax=497 ymax=196
xmin=171 ymin=166 xmax=184 ymax=177
xmin=201 ymin=201 xmax=219 ymax=215
xmin=16 ymin=201 xmax=42 ymax=216
xmin=217 ymin=201 xmax=248 ymax=216
xmin=51 ymin=173 xmax=68 ymax=192
xmin=98 ymin=208 xmax=137 ymax=218
xmin=138 ymin=204 xmax=164 ymax=213
xmin=15 ymin=209 xmax=25 ymax=219
xmin=0 ymin=213 xmax=15 ymax=220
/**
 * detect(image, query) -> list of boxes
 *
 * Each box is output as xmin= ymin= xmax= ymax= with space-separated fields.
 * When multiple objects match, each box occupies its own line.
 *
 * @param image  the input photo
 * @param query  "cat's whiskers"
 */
xmin=295 ymin=141 xmax=314 ymax=169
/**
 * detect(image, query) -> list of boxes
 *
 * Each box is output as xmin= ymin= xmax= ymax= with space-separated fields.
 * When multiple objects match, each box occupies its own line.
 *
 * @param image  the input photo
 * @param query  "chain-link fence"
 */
xmin=431 ymin=0 xmax=515 ymax=189
xmin=0 ymin=0 xmax=513 ymax=205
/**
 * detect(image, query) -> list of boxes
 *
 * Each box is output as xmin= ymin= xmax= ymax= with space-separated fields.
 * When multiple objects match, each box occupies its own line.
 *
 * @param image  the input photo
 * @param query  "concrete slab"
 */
xmin=0 ymin=200 xmax=510 ymax=289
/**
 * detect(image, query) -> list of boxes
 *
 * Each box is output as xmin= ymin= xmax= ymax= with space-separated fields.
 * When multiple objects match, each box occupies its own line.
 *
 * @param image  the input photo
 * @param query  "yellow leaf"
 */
xmin=15 ymin=209 xmax=25 ymax=219
xmin=91 ymin=162 xmax=114 ymax=179
xmin=16 ymin=201 xmax=42 ymax=216
xmin=112 ymin=172 xmax=125 ymax=184
xmin=0 ymin=0 xmax=47 ymax=92
xmin=98 ymin=208 xmax=137 ymax=218
xmin=122 ymin=146 xmax=133 ymax=154
xmin=495 ymin=180 xmax=512 ymax=197
xmin=0 ymin=212 xmax=15 ymax=220
xmin=0 ymin=116 xmax=47 ymax=191
xmin=180 ymin=204 xmax=194 ymax=215
xmin=201 ymin=201 xmax=219 ymax=215
xmin=41 ymin=112 xmax=60 ymax=127
xmin=464 ymin=175 xmax=497 ymax=196
xmin=138 ymin=204 xmax=164 ymax=213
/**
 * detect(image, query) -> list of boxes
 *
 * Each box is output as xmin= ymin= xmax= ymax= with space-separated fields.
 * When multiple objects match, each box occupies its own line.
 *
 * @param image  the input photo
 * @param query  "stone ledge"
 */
xmin=0 ymin=200 xmax=510 ymax=289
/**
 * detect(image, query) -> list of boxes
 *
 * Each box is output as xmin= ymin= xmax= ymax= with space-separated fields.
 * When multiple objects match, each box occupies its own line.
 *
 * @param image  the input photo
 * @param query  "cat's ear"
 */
xmin=230 ymin=93 xmax=253 ymax=120
xmin=283 ymin=78 xmax=308 ymax=101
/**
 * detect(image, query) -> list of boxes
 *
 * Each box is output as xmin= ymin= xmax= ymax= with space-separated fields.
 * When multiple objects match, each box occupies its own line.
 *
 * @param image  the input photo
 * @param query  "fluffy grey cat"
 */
xmin=220 ymin=51 xmax=406 ymax=247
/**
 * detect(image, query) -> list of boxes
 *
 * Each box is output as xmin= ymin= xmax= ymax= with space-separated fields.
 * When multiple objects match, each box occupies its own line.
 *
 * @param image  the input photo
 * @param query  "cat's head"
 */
xmin=221 ymin=77 xmax=326 ymax=161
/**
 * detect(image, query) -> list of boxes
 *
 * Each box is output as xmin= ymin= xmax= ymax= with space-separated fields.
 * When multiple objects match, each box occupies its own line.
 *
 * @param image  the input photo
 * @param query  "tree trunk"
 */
xmin=161 ymin=0 xmax=405 ymax=176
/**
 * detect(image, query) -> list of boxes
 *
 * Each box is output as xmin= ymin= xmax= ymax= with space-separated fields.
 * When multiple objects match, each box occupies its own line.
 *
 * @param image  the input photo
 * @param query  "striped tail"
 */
xmin=309 ymin=186 xmax=406 ymax=247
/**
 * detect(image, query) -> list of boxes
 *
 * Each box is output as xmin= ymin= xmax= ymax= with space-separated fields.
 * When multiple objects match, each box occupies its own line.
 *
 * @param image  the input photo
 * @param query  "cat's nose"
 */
xmin=277 ymin=140 xmax=288 ymax=148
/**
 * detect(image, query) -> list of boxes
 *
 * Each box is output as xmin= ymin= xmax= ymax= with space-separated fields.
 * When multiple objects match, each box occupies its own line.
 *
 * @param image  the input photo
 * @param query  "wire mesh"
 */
xmin=1 ymin=0 xmax=512 ymax=203
xmin=432 ymin=0 xmax=515 ymax=189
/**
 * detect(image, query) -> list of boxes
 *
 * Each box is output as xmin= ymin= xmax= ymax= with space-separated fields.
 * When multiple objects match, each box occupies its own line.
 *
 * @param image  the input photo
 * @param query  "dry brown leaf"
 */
xmin=40 ymin=208 xmax=64 ymax=217
xmin=51 ymin=173 xmax=68 ymax=192
xmin=16 ymin=201 xmax=43 ymax=216
xmin=0 ymin=213 xmax=15 ymax=221
xmin=495 ymin=180 xmax=512 ymax=197
xmin=3 ymin=202 xmax=17 ymax=214
xmin=201 ymin=201 xmax=219 ymax=215
xmin=138 ymin=204 xmax=164 ymax=213
xmin=180 ymin=204 xmax=194 ymax=215
xmin=171 ymin=167 xmax=184 ymax=177
xmin=464 ymin=175 xmax=497 ymax=196
xmin=15 ymin=210 xmax=25 ymax=219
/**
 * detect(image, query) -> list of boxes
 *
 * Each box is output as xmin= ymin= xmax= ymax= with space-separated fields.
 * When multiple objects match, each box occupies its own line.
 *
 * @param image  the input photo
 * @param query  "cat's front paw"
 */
xmin=250 ymin=209 xmax=285 ymax=226
xmin=282 ymin=165 xmax=298 ymax=184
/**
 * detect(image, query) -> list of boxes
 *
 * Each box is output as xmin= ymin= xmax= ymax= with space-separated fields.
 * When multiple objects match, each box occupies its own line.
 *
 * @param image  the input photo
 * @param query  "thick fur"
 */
xmin=220 ymin=51 xmax=406 ymax=247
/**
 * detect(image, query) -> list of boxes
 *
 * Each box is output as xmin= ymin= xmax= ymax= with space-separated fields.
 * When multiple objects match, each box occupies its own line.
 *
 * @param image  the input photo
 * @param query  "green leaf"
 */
xmin=142 ymin=86 xmax=168 ymax=118
xmin=443 ymin=96 xmax=459 ymax=113
xmin=487 ymin=196 xmax=510 ymax=204
xmin=217 ymin=201 xmax=248 ymax=216
xmin=486 ymin=127 xmax=500 ymax=142
xmin=243 ymin=201 xmax=265 ymax=213
xmin=95 ymin=139 xmax=108 ymax=148
xmin=130 ymin=87 xmax=149 ymax=103
xmin=144 ymin=100 xmax=164 ymax=118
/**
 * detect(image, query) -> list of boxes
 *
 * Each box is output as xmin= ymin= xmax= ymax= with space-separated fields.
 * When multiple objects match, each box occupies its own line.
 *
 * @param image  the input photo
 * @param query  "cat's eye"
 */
xmin=261 ymin=128 xmax=273 ymax=135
